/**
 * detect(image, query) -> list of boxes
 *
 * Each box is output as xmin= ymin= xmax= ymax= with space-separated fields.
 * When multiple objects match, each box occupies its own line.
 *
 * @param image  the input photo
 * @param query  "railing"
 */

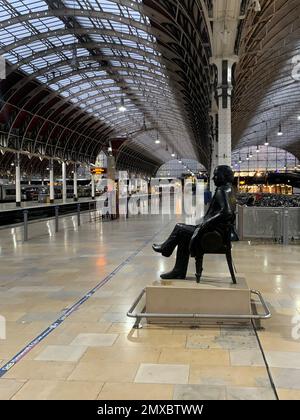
xmin=0 ymin=199 xmax=111 ymax=242
xmin=0 ymin=193 xmax=154 ymax=242
xmin=237 ymin=205 xmax=300 ymax=244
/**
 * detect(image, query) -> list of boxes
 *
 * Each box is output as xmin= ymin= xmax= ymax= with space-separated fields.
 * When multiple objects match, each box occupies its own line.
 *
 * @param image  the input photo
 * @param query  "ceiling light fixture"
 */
xmin=277 ymin=123 xmax=283 ymax=136
xmin=118 ymin=97 xmax=127 ymax=112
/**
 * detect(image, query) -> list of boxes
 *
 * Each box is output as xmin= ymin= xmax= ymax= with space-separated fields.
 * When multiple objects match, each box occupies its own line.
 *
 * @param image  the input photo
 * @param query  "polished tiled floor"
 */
xmin=0 ymin=210 xmax=300 ymax=400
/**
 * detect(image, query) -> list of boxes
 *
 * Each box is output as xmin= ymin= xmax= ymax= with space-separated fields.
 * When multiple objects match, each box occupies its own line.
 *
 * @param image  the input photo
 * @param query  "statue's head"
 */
xmin=213 ymin=165 xmax=234 ymax=187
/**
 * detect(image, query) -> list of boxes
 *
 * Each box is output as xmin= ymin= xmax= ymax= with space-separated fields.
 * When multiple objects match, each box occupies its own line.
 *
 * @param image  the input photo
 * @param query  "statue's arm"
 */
xmin=202 ymin=189 xmax=234 ymax=228
xmin=189 ymin=189 xmax=234 ymax=253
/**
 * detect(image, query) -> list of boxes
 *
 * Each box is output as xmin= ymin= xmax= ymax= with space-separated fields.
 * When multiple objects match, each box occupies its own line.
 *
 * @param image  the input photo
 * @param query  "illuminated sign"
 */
xmin=90 ymin=167 xmax=107 ymax=175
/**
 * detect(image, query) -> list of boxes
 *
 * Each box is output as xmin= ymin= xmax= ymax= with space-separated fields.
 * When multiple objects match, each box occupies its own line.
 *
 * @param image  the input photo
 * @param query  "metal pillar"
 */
xmin=210 ymin=110 xmax=218 ymax=193
xmin=77 ymin=203 xmax=81 ymax=226
xmin=282 ymin=209 xmax=289 ymax=245
xmin=237 ymin=205 xmax=244 ymax=241
xmin=91 ymin=174 xmax=95 ymax=200
xmin=62 ymin=161 xmax=67 ymax=203
xmin=73 ymin=164 xmax=78 ymax=202
xmin=23 ymin=210 xmax=28 ymax=241
xmin=55 ymin=206 xmax=59 ymax=232
xmin=213 ymin=57 xmax=237 ymax=167
xmin=49 ymin=159 xmax=54 ymax=204
xmin=15 ymin=152 xmax=21 ymax=207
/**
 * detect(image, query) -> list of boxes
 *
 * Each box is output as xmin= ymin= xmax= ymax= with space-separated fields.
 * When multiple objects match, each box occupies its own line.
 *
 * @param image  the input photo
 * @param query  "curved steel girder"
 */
xmin=20 ymin=97 xmax=112 ymax=153
xmin=2 ymin=89 xmax=110 ymax=162
xmin=3 ymin=103 xmax=103 ymax=161
xmin=0 ymin=21 xmax=172 ymax=59
xmin=5 ymin=59 xmax=208 ymax=125
xmin=2 ymin=45 xmax=209 ymax=148
xmin=30 ymin=100 xmax=110 ymax=153
xmin=3 ymin=69 xmax=181 ymax=143
xmin=233 ymin=0 xmax=300 ymax=149
xmin=6 ymin=65 xmax=180 ymax=123
xmin=3 ymin=33 xmax=210 ymax=118
xmin=0 ymin=0 xmax=211 ymax=167
xmin=14 ymin=81 xmax=185 ymax=144
xmin=116 ymin=142 xmax=162 ymax=175
xmin=143 ymin=0 xmax=211 ymax=85
xmin=56 ymin=81 xmax=177 ymax=109
xmin=0 ymin=0 xmax=211 ymax=53
xmin=3 ymin=63 xmax=181 ymax=130
xmin=4 ymin=101 xmax=102 ymax=157
xmin=1 ymin=4 xmax=211 ymax=76
xmin=5 ymin=42 xmax=168 ymax=77
xmin=3 ymin=68 xmax=203 ymax=162
xmin=0 ymin=141 xmax=94 ymax=168
xmin=49 ymin=97 xmax=187 ymax=131
xmin=197 ymin=0 xmax=213 ymax=45
xmin=143 ymin=0 xmax=211 ymax=62
xmin=0 ymin=152 xmax=49 ymax=177
xmin=118 ymin=136 xmax=166 ymax=163
xmin=233 ymin=43 xmax=300 ymax=110
xmin=4 ymin=61 xmax=176 ymax=106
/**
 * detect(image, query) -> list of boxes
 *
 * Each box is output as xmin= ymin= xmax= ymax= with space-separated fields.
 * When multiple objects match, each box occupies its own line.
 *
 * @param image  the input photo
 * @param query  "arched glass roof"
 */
xmin=0 ymin=0 xmax=212 ymax=171
xmin=157 ymin=159 xmax=206 ymax=179
xmin=232 ymin=145 xmax=300 ymax=173
xmin=233 ymin=0 xmax=300 ymax=161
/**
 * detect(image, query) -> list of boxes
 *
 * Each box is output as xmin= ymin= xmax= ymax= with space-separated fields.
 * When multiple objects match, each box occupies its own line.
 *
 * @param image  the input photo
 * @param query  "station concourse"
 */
xmin=0 ymin=0 xmax=300 ymax=401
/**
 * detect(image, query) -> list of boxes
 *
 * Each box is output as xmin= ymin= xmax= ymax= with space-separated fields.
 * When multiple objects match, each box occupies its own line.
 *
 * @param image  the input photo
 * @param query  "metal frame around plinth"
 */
xmin=127 ymin=289 xmax=271 ymax=329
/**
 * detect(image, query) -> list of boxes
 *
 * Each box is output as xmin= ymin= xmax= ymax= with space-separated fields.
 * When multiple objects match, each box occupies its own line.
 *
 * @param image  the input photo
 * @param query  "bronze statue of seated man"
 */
xmin=152 ymin=165 xmax=236 ymax=279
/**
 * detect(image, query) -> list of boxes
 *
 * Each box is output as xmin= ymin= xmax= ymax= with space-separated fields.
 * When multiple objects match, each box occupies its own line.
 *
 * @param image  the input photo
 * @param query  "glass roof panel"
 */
xmin=0 ymin=0 xmax=197 ymax=161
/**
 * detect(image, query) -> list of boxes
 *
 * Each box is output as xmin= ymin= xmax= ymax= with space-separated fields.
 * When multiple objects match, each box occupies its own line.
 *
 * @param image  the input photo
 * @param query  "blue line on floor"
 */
xmin=0 ymin=223 xmax=169 ymax=377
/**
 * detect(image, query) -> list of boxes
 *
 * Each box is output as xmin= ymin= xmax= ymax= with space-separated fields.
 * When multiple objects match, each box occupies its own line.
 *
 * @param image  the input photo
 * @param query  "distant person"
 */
xmin=246 ymin=196 xmax=255 ymax=206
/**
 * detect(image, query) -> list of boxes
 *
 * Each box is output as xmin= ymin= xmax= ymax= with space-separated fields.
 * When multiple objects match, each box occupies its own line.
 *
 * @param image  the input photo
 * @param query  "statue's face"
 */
xmin=213 ymin=168 xmax=223 ymax=187
xmin=213 ymin=165 xmax=234 ymax=187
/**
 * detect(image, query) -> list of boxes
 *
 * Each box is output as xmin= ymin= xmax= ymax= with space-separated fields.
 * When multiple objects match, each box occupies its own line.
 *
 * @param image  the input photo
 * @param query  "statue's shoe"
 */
xmin=160 ymin=271 xmax=186 ymax=280
xmin=152 ymin=244 xmax=173 ymax=258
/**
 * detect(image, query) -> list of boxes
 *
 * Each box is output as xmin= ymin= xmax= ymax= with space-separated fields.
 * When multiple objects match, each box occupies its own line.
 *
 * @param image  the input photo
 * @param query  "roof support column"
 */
xmin=91 ymin=174 xmax=95 ymax=200
xmin=73 ymin=164 xmax=78 ymax=202
xmin=213 ymin=57 xmax=237 ymax=167
xmin=62 ymin=161 xmax=67 ymax=203
xmin=15 ymin=152 xmax=21 ymax=207
xmin=49 ymin=159 xmax=54 ymax=204
xmin=210 ymin=112 xmax=218 ymax=193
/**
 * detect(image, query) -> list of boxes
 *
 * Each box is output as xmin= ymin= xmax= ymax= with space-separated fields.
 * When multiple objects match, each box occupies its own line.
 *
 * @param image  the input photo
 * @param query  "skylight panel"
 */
xmin=9 ymin=0 xmax=49 ymax=14
xmin=3 ymin=51 xmax=18 ymax=64
xmin=76 ymin=17 xmax=96 ymax=29
xmin=20 ymin=63 xmax=36 ymax=73
xmin=0 ymin=24 xmax=32 ymax=45
xmin=29 ymin=17 xmax=65 ymax=32
xmin=47 ymin=34 xmax=77 ymax=46
xmin=95 ymin=0 xmax=120 ymax=14
xmin=25 ymin=40 xmax=52 ymax=53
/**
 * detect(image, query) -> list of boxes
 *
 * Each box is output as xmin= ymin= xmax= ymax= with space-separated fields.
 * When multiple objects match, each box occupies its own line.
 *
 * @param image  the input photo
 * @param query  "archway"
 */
xmin=156 ymin=159 xmax=206 ymax=178
xmin=232 ymin=146 xmax=299 ymax=173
